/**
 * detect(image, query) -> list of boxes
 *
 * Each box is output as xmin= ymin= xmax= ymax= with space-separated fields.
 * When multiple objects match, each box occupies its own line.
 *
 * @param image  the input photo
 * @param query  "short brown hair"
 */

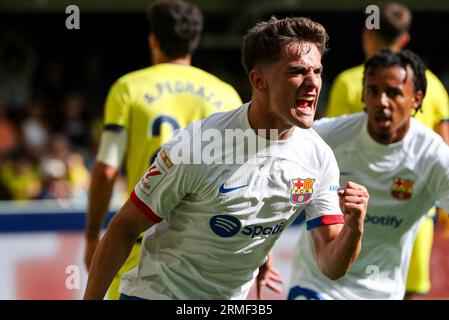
xmin=146 ymin=0 xmax=203 ymax=59
xmin=241 ymin=16 xmax=329 ymax=74
xmin=374 ymin=2 xmax=412 ymax=44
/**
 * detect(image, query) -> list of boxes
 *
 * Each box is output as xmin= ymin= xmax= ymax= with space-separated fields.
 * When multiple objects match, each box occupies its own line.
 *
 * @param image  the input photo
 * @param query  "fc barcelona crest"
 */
xmin=291 ymin=178 xmax=315 ymax=205
xmin=391 ymin=178 xmax=413 ymax=200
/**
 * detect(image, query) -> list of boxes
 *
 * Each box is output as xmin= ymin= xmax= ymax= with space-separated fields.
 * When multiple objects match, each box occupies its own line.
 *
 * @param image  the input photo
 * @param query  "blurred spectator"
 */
xmin=87 ymin=116 xmax=104 ymax=165
xmin=39 ymin=60 xmax=66 ymax=125
xmin=57 ymin=93 xmax=91 ymax=153
xmin=0 ymin=101 xmax=19 ymax=161
xmin=0 ymin=31 xmax=37 ymax=122
xmin=81 ymin=51 xmax=108 ymax=162
xmin=82 ymin=50 xmax=108 ymax=109
xmin=21 ymin=97 xmax=50 ymax=161
xmin=0 ymin=150 xmax=41 ymax=200
xmin=37 ymin=135 xmax=92 ymax=203
xmin=36 ymin=158 xmax=71 ymax=200
xmin=44 ymin=134 xmax=72 ymax=164
xmin=67 ymin=152 xmax=90 ymax=193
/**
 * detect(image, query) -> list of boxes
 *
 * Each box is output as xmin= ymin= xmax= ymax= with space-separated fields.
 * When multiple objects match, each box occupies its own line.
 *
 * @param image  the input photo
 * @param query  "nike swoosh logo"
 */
xmin=219 ymin=184 xmax=248 ymax=193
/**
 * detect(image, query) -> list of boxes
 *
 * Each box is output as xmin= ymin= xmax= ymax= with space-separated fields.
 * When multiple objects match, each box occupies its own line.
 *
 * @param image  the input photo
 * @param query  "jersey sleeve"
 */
xmin=103 ymin=78 xmax=132 ymax=131
xmin=304 ymin=147 xmax=344 ymax=230
xmin=312 ymin=117 xmax=336 ymax=140
xmin=131 ymin=144 xmax=193 ymax=223
xmin=312 ymin=116 xmax=354 ymax=150
xmin=431 ymin=144 xmax=449 ymax=213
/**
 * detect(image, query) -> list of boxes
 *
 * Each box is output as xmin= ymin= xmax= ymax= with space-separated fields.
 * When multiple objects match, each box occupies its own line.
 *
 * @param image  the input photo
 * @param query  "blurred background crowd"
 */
xmin=0 ymin=30 xmax=100 ymax=203
xmin=1 ymin=0 xmax=449 ymax=205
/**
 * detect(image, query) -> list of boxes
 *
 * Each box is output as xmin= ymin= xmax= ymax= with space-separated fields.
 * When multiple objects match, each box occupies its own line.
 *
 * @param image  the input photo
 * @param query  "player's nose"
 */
xmin=380 ymin=92 xmax=390 ymax=107
xmin=303 ymin=70 xmax=320 ymax=90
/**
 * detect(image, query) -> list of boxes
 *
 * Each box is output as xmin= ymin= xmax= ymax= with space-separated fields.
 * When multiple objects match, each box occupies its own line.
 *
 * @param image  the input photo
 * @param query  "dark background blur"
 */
xmin=2 ymin=0 xmax=449 ymax=103
xmin=2 ymin=1 xmax=449 ymax=105
xmin=0 ymin=0 xmax=449 ymax=202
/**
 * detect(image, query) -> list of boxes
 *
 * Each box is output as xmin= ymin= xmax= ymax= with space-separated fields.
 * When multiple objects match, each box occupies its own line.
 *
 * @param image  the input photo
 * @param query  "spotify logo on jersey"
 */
xmin=209 ymin=215 xmax=241 ymax=238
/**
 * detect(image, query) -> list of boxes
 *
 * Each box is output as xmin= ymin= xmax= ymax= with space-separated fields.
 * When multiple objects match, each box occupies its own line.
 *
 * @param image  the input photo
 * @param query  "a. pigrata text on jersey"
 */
xmin=120 ymin=103 xmax=344 ymax=299
xmin=289 ymin=113 xmax=449 ymax=300
xmin=103 ymin=63 xmax=242 ymax=193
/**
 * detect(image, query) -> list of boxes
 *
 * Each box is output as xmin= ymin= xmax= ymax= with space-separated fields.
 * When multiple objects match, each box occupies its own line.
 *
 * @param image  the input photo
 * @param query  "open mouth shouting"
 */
xmin=294 ymin=95 xmax=315 ymax=115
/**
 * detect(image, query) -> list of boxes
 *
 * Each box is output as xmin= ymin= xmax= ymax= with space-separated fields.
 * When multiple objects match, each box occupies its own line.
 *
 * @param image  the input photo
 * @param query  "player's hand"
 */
xmin=256 ymin=253 xmax=284 ymax=299
xmin=84 ymin=236 xmax=100 ymax=271
xmin=338 ymin=181 xmax=369 ymax=233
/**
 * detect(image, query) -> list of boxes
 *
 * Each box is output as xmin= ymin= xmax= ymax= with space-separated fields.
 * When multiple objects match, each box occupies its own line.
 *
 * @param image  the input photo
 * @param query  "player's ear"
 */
xmin=249 ymin=68 xmax=268 ymax=92
xmin=412 ymin=90 xmax=424 ymax=111
xmin=398 ymin=32 xmax=411 ymax=50
xmin=362 ymin=29 xmax=372 ymax=48
xmin=149 ymin=34 xmax=159 ymax=50
xmin=362 ymin=28 xmax=370 ymax=42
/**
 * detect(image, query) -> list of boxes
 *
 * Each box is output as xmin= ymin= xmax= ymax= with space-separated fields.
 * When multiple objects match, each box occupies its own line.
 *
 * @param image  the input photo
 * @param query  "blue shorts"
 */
xmin=119 ymin=293 xmax=146 ymax=300
xmin=288 ymin=285 xmax=325 ymax=300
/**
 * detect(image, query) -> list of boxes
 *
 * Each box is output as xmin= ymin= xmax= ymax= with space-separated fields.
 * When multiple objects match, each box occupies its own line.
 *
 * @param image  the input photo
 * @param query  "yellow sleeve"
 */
xmin=326 ymin=74 xmax=356 ymax=118
xmin=426 ymin=71 xmax=449 ymax=123
xmin=103 ymin=78 xmax=133 ymax=129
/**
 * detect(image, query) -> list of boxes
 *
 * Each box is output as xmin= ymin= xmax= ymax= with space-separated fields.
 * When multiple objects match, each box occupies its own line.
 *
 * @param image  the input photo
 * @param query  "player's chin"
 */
xmin=291 ymin=107 xmax=315 ymax=129
xmin=372 ymin=122 xmax=393 ymax=138
xmin=291 ymin=113 xmax=314 ymax=129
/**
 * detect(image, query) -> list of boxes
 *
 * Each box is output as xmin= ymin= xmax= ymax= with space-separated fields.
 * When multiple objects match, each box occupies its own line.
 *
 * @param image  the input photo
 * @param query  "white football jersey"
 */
xmin=289 ymin=113 xmax=449 ymax=300
xmin=119 ymin=103 xmax=343 ymax=299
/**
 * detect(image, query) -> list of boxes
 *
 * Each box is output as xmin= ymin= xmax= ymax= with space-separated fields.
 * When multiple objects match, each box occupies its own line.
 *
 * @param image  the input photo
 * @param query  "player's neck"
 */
xmin=367 ymin=122 xmax=410 ymax=145
xmin=248 ymin=100 xmax=295 ymax=141
xmin=365 ymin=43 xmax=402 ymax=60
xmin=153 ymin=54 xmax=191 ymax=66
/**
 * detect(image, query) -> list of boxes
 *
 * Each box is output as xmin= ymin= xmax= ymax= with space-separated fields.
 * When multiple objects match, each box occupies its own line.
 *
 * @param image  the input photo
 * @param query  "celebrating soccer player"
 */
xmin=84 ymin=16 xmax=369 ymax=300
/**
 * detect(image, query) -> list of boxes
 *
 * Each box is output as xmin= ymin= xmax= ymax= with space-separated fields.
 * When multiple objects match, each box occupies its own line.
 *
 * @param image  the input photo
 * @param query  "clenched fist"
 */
xmin=337 ymin=181 xmax=369 ymax=233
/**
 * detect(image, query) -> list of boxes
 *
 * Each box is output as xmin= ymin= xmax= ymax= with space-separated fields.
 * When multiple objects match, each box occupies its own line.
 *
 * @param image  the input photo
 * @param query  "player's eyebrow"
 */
xmin=386 ymin=86 xmax=404 ymax=95
xmin=288 ymin=64 xmax=323 ymax=73
xmin=365 ymin=83 xmax=404 ymax=94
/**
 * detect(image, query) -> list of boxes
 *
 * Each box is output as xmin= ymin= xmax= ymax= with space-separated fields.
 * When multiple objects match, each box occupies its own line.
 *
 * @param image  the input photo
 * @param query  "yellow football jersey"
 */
xmin=104 ymin=63 xmax=242 ymax=192
xmin=326 ymin=64 xmax=449 ymax=130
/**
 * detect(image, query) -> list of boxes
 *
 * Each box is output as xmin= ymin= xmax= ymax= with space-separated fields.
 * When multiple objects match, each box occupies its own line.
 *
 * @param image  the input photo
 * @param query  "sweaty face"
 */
xmin=363 ymin=65 xmax=421 ymax=144
xmin=261 ymin=42 xmax=322 ymax=129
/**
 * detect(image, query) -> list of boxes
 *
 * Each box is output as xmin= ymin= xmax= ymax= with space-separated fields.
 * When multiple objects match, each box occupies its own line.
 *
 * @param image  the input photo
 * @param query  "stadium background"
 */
xmin=0 ymin=0 xmax=449 ymax=299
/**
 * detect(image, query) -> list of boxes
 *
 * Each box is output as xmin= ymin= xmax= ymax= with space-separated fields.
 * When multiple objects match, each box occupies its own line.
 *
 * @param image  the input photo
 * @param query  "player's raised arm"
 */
xmin=310 ymin=181 xmax=368 ymax=280
xmin=83 ymin=198 xmax=155 ymax=300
